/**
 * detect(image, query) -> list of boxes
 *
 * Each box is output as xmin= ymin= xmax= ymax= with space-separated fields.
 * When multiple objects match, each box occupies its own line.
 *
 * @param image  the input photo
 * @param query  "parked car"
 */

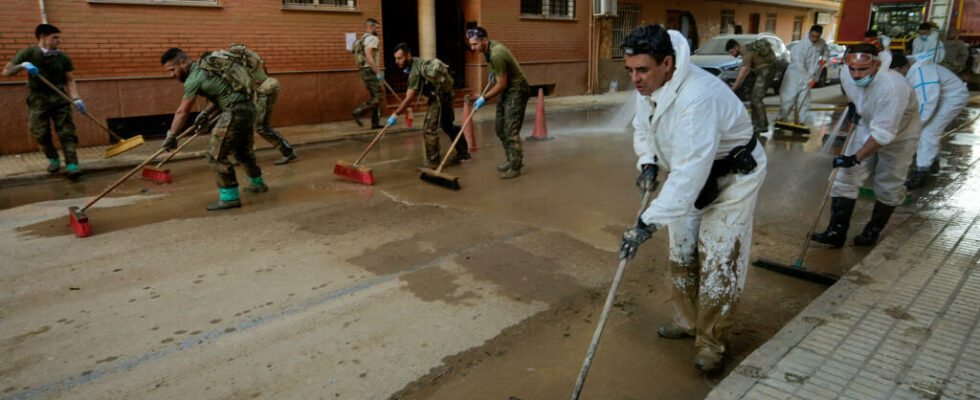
xmin=691 ymin=33 xmax=790 ymax=100
xmin=785 ymin=40 xmax=845 ymax=87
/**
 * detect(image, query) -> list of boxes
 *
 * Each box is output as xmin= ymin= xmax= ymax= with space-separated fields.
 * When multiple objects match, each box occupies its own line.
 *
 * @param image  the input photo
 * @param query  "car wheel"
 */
xmin=817 ymin=69 xmax=827 ymax=88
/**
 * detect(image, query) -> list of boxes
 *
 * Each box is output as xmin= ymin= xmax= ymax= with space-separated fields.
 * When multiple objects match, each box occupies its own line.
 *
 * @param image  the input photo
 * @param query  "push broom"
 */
xmin=569 ymin=188 xmax=653 ymax=400
xmin=418 ymin=76 xmax=494 ymax=190
xmin=68 ymin=121 xmax=210 ymax=238
xmin=141 ymin=117 xmax=217 ymax=184
xmin=34 ymin=74 xmax=144 ymax=158
xmin=752 ymin=112 xmax=857 ymax=285
xmin=774 ymin=86 xmax=813 ymax=134
xmin=332 ymin=123 xmax=397 ymax=185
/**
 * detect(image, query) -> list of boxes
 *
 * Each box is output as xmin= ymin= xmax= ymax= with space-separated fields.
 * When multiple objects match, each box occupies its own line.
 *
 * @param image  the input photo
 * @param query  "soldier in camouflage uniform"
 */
xmin=466 ymin=26 xmax=530 ymax=179
xmin=351 ymin=18 xmax=384 ymax=129
xmin=3 ymin=24 xmax=86 ymax=178
xmin=941 ymin=28 xmax=969 ymax=74
xmin=160 ymin=48 xmax=267 ymax=211
xmin=233 ymin=45 xmax=297 ymax=165
xmin=386 ymin=43 xmax=469 ymax=167
xmin=728 ymin=39 xmax=777 ymax=133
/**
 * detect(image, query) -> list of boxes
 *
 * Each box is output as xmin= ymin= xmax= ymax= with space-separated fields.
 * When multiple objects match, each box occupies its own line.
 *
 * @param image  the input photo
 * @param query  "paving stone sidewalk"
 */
xmin=709 ymin=152 xmax=980 ymax=399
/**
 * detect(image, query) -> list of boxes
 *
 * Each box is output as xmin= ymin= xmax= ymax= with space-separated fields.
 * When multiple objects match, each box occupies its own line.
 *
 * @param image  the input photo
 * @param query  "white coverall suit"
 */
xmin=777 ymin=38 xmax=826 ymax=124
xmin=633 ymin=30 xmax=767 ymax=356
xmin=912 ymin=31 xmax=945 ymax=64
xmin=833 ymin=52 xmax=921 ymax=207
xmin=906 ymin=61 xmax=969 ymax=169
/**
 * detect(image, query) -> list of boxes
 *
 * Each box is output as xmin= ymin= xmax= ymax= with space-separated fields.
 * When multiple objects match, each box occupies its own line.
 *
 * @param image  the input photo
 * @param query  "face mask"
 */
xmin=854 ymin=75 xmax=873 ymax=87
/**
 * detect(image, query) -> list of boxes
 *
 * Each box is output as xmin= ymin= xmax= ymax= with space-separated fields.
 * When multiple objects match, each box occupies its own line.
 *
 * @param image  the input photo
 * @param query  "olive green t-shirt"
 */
xmin=10 ymin=46 xmax=74 ymax=95
xmin=484 ymin=40 xmax=526 ymax=87
xmin=182 ymin=62 xmax=247 ymax=110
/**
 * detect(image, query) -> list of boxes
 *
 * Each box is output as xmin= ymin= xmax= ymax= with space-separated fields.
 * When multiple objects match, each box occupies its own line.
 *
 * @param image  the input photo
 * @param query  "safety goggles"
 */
xmin=844 ymin=52 xmax=877 ymax=67
xmin=465 ymin=28 xmax=485 ymax=39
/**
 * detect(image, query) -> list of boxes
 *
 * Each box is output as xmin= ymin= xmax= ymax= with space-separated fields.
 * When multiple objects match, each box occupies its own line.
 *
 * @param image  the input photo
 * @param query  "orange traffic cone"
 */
xmin=462 ymin=95 xmax=477 ymax=151
xmin=406 ymin=107 xmax=413 ymax=128
xmin=528 ymin=88 xmax=552 ymax=141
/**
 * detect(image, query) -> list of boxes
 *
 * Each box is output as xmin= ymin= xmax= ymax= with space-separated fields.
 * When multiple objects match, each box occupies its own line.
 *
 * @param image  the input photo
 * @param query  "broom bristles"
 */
xmin=68 ymin=207 xmax=92 ymax=238
xmin=418 ymin=168 xmax=460 ymax=190
xmin=333 ymin=161 xmax=375 ymax=185
xmin=140 ymin=166 xmax=172 ymax=184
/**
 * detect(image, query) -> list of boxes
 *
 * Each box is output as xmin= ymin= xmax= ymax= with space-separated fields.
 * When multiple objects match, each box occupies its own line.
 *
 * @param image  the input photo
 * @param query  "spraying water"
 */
xmin=521 ymin=91 xmax=637 ymax=137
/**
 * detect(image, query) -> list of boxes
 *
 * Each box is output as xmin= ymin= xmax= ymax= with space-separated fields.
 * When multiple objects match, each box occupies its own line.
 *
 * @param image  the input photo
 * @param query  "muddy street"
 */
xmin=2 ymin=89 xmax=977 ymax=400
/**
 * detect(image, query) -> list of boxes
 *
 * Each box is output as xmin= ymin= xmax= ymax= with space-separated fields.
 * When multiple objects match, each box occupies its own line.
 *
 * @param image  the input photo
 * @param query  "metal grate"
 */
xmin=520 ymin=0 xmax=575 ymax=18
xmin=283 ymin=0 xmax=355 ymax=8
xmin=721 ymin=9 xmax=735 ymax=35
xmin=611 ymin=1 xmax=639 ymax=59
xmin=765 ymin=13 xmax=777 ymax=33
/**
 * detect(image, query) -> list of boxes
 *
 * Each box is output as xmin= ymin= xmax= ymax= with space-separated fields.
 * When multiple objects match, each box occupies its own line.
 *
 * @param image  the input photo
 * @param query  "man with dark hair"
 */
xmin=912 ymin=22 xmax=944 ymax=62
xmin=891 ymin=51 xmax=969 ymax=188
xmin=160 ymin=48 xmax=268 ymax=211
xmin=728 ymin=38 xmax=777 ymax=133
xmin=350 ymin=18 xmax=384 ymax=129
xmin=811 ymin=44 xmax=920 ymax=247
xmin=618 ymin=24 xmax=766 ymax=372
xmin=386 ymin=43 xmax=469 ymax=167
xmin=466 ymin=26 xmax=529 ymax=179
xmin=776 ymin=25 xmax=828 ymax=127
xmin=3 ymin=23 xmax=85 ymax=178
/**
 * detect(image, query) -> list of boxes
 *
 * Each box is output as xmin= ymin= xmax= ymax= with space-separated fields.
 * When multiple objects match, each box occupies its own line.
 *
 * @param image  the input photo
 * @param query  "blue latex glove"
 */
xmin=387 ymin=115 xmax=397 ymax=126
xmin=474 ymin=97 xmax=486 ymax=110
xmin=376 ymin=73 xmax=384 ymax=81
xmin=73 ymin=99 xmax=86 ymax=114
xmin=20 ymin=62 xmax=39 ymax=76
xmin=833 ymin=154 xmax=860 ymax=168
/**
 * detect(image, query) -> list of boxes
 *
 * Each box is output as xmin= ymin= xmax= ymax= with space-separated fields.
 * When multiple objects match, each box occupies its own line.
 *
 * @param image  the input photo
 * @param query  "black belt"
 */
xmin=694 ymin=133 xmax=759 ymax=210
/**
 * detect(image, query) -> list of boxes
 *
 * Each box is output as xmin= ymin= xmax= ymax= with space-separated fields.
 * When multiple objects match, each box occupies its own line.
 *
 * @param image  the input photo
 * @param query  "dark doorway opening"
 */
xmin=749 ymin=13 xmax=761 ymax=34
xmin=381 ymin=0 xmax=419 ymax=92
xmin=665 ymin=10 xmax=700 ymax=50
xmin=435 ymin=0 xmax=466 ymax=89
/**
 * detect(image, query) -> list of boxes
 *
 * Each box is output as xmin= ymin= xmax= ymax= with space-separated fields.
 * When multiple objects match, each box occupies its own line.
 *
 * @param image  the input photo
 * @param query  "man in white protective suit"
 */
xmin=890 ymin=53 xmax=969 ymax=188
xmin=911 ymin=23 xmax=945 ymax=64
xmin=776 ymin=25 xmax=829 ymax=127
xmin=617 ymin=24 xmax=767 ymax=373
xmin=811 ymin=43 xmax=921 ymax=248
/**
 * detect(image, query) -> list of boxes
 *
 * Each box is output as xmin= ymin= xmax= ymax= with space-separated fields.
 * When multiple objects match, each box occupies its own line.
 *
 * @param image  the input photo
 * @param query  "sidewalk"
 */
xmin=708 ymin=154 xmax=980 ymax=399
xmin=0 ymin=91 xmax=630 ymax=185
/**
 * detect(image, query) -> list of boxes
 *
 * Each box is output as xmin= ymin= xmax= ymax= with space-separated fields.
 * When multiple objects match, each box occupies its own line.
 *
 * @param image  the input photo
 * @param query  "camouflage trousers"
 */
xmin=254 ymin=78 xmax=294 ymax=157
xmin=495 ymin=82 xmax=530 ymax=170
xmin=749 ymin=66 xmax=775 ymax=133
xmin=27 ymin=92 xmax=78 ymax=164
xmin=207 ymin=103 xmax=262 ymax=189
xmin=353 ymin=67 xmax=381 ymax=127
xmin=423 ymin=89 xmax=468 ymax=162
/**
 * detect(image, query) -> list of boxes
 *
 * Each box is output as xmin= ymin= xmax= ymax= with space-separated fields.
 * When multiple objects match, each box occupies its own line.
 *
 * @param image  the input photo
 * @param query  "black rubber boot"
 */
xmin=853 ymin=201 xmax=895 ymax=247
xmin=905 ymin=169 xmax=928 ymax=189
xmin=929 ymin=158 xmax=940 ymax=174
xmin=207 ymin=199 xmax=242 ymax=211
xmin=811 ymin=197 xmax=856 ymax=248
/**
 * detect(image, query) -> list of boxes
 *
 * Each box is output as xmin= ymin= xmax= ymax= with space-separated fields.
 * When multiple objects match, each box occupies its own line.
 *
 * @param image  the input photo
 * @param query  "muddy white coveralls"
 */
xmin=906 ymin=61 xmax=970 ymax=170
xmin=833 ymin=52 xmax=921 ymax=206
xmin=632 ymin=30 xmax=767 ymax=356
xmin=912 ymin=31 xmax=945 ymax=64
xmin=777 ymin=38 xmax=822 ymax=123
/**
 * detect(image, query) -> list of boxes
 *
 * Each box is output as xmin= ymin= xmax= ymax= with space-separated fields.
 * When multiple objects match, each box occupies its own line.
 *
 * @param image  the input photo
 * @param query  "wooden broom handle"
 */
xmin=351 ymin=124 xmax=394 ymax=167
xmin=34 ymin=73 xmax=125 ymax=141
xmin=433 ymin=76 xmax=494 ymax=173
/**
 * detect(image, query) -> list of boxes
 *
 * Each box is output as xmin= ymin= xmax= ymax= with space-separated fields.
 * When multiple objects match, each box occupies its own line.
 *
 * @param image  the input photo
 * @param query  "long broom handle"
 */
xmin=433 ymin=76 xmax=494 ymax=173
xmin=797 ymin=118 xmax=858 ymax=263
xmin=381 ymin=80 xmax=404 ymax=103
xmin=570 ymin=189 xmax=653 ymax=400
xmin=350 ymin=124 xmax=394 ymax=167
xmin=154 ymin=117 xmax=218 ymax=168
xmin=79 ymin=122 xmax=208 ymax=212
xmin=34 ymin=73 xmax=125 ymax=141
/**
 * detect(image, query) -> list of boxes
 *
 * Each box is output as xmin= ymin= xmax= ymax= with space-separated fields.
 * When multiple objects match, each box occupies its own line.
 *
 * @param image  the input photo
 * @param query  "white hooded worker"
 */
xmin=811 ymin=43 xmax=921 ymax=248
xmin=618 ymin=24 xmax=767 ymax=372
xmin=911 ymin=23 xmax=945 ymax=64
xmin=776 ymin=25 xmax=829 ymax=128
xmin=890 ymin=52 xmax=970 ymax=188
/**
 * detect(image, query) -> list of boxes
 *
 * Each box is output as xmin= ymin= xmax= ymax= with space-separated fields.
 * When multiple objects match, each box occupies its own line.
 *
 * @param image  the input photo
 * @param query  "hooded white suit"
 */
xmin=912 ymin=31 xmax=945 ymax=63
xmin=632 ymin=30 xmax=767 ymax=355
xmin=906 ymin=61 xmax=969 ymax=169
xmin=834 ymin=52 xmax=921 ymax=206
xmin=777 ymin=38 xmax=824 ymax=124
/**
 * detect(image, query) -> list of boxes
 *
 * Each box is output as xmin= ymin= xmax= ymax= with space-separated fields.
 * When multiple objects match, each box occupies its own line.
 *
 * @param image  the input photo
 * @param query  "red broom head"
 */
xmin=141 ymin=167 xmax=172 ymax=184
xmin=68 ymin=207 xmax=91 ymax=238
xmin=333 ymin=161 xmax=375 ymax=185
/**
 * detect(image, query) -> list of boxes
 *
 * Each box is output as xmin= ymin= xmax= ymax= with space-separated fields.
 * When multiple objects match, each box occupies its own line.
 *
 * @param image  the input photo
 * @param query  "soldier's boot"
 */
xmin=65 ymin=163 xmax=82 ymax=179
xmin=351 ymin=106 xmax=365 ymax=127
xmin=47 ymin=158 xmax=61 ymax=174
xmin=853 ymin=201 xmax=895 ymax=247
xmin=369 ymin=107 xmax=383 ymax=130
xmin=208 ymin=188 xmax=242 ymax=211
xmin=496 ymin=162 xmax=511 ymax=172
xmin=905 ymin=169 xmax=928 ymax=189
xmin=657 ymin=323 xmax=694 ymax=339
xmin=811 ymin=197 xmax=856 ymax=248
xmin=244 ymin=176 xmax=269 ymax=193
xmin=63 ymin=145 xmax=81 ymax=179
xmin=274 ymin=147 xmax=298 ymax=165
xmin=694 ymin=348 xmax=723 ymax=373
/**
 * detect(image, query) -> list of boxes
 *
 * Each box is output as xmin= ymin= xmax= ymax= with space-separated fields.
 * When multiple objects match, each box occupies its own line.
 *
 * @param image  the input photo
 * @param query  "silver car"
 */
xmin=786 ymin=40 xmax=845 ymax=87
xmin=691 ymin=33 xmax=790 ymax=99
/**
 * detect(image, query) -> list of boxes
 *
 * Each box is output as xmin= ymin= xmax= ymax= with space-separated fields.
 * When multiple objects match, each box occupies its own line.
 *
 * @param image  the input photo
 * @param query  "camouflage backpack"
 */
xmin=746 ymin=40 xmax=777 ymax=65
xmin=418 ymin=58 xmax=452 ymax=92
xmin=352 ymin=33 xmax=375 ymax=67
xmin=198 ymin=49 xmax=255 ymax=99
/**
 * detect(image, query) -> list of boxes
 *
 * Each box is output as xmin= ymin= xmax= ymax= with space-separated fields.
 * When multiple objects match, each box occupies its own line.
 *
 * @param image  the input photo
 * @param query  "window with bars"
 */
xmin=520 ymin=0 xmax=576 ymax=19
xmin=765 ymin=13 xmax=777 ymax=33
xmin=721 ymin=9 xmax=735 ymax=35
xmin=88 ymin=0 xmax=218 ymax=6
xmin=611 ymin=2 xmax=640 ymax=59
xmin=792 ymin=16 xmax=804 ymax=41
xmin=283 ymin=0 xmax=356 ymax=10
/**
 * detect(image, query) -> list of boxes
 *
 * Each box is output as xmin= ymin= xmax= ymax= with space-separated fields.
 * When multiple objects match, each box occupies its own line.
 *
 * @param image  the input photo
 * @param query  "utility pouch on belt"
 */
xmin=694 ymin=134 xmax=759 ymax=210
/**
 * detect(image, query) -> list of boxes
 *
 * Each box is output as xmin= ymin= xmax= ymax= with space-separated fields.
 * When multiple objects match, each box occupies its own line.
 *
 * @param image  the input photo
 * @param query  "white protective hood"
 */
xmin=840 ymin=49 xmax=920 ymax=147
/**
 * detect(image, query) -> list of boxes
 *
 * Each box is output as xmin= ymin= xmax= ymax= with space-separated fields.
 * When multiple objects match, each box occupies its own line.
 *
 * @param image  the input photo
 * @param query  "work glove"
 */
xmin=832 ymin=154 xmax=860 ymax=168
xmin=193 ymin=111 xmax=210 ymax=128
xmin=376 ymin=73 xmax=384 ymax=81
xmin=808 ymin=80 xmax=816 ymax=88
xmin=387 ymin=115 xmax=397 ymax=127
xmin=619 ymin=217 xmax=657 ymax=260
xmin=844 ymin=102 xmax=861 ymax=124
xmin=474 ymin=96 xmax=486 ymax=110
xmin=72 ymin=98 xmax=86 ymax=114
xmin=161 ymin=130 xmax=178 ymax=152
xmin=636 ymin=164 xmax=658 ymax=193
xmin=20 ymin=62 xmax=38 ymax=76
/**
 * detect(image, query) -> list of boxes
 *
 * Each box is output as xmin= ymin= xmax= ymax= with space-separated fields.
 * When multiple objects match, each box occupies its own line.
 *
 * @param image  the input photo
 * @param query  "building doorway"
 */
xmin=665 ymin=10 xmax=699 ymax=49
xmin=381 ymin=0 xmax=466 ymax=92
xmin=749 ymin=13 xmax=761 ymax=33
